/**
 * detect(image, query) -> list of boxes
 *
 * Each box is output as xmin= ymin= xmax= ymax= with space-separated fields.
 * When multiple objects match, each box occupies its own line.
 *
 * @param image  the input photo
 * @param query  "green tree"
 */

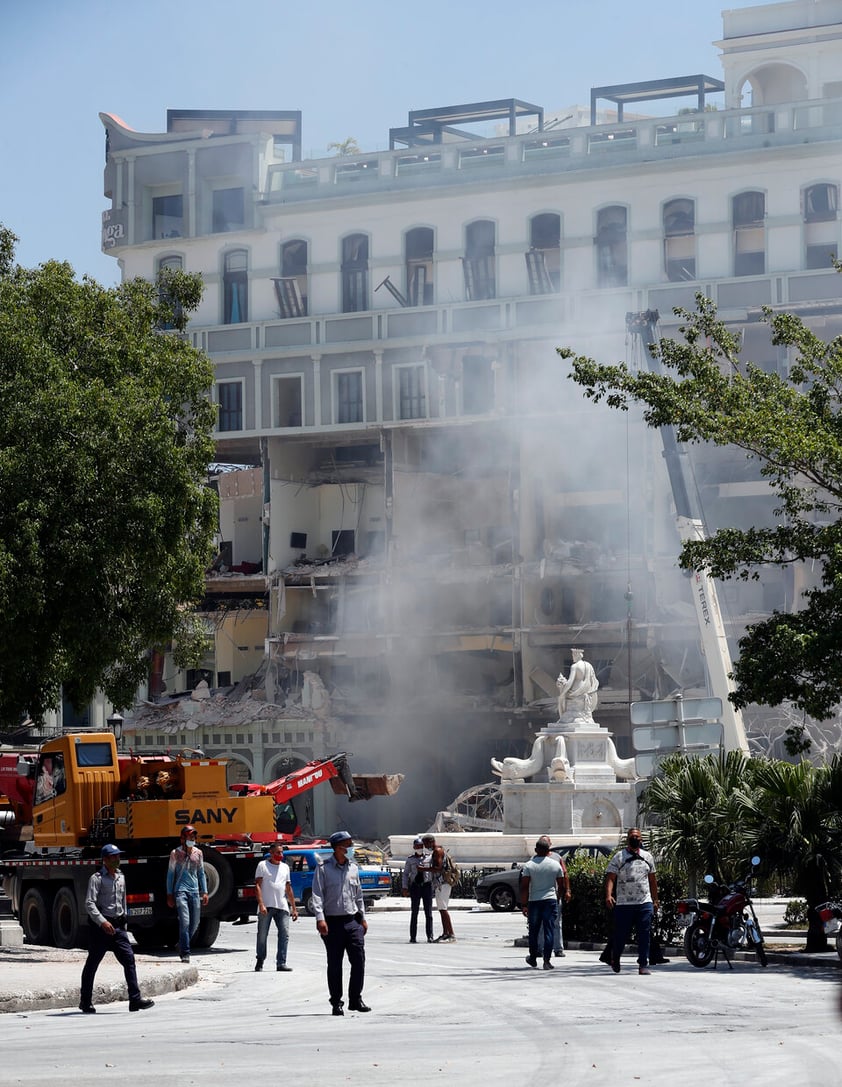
xmin=750 ymin=757 xmax=842 ymax=951
xmin=0 ymin=226 xmax=218 ymax=725
xmin=641 ymin=751 xmax=842 ymax=951
xmin=640 ymin=751 xmax=758 ymax=889
xmin=563 ymin=291 xmax=842 ymax=719
xmin=327 ymin=137 xmax=361 ymax=156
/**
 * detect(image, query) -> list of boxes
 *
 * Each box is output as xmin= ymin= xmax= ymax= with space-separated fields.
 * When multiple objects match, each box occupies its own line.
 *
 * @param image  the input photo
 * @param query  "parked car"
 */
xmin=283 ymin=847 xmax=393 ymax=915
xmin=474 ymin=845 xmax=611 ymax=912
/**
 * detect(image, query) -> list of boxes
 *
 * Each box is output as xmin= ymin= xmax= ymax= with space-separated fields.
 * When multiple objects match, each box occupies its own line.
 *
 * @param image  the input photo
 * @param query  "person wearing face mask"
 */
xmin=167 ymin=824 xmax=209 ymax=963
xmin=79 ymin=844 xmax=154 ymax=1013
xmin=311 ymin=830 xmax=369 ymax=1016
xmin=604 ymin=828 xmax=659 ymax=975
xmin=402 ymin=836 xmax=434 ymax=944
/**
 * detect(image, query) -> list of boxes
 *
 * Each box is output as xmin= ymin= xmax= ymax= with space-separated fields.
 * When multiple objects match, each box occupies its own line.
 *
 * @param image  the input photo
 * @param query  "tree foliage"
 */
xmin=562 ymin=291 xmax=842 ymax=719
xmin=641 ymin=752 xmax=842 ymax=950
xmin=0 ymin=226 xmax=218 ymax=724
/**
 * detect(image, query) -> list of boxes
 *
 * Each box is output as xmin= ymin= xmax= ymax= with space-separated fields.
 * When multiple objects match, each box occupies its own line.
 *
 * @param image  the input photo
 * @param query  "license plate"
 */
xmin=129 ymin=906 xmax=154 ymax=917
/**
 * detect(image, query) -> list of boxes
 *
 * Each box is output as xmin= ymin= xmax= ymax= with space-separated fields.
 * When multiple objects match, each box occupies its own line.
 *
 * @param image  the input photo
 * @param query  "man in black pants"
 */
xmin=401 ymin=836 xmax=434 ymax=943
xmin=311 ymin=831 xmax=370 ymax=1016
xmin=79 ymin=844 xmax=155 ymax=1013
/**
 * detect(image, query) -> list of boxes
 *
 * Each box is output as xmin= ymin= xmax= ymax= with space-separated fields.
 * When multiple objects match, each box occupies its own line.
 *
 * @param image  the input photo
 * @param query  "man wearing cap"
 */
xmin=401 ymin=836 xmax=434 ymax=943
xmin=79 ymin=844 xmax=154 ymax=1013
xmin=311 ymin=830 xmax=370 ymax=1015
xmin=167 ymin=825 xmax=208 ymax=963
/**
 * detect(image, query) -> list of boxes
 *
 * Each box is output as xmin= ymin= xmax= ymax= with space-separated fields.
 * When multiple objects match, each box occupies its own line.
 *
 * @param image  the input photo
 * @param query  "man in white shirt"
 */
xmin=254 ymin=841 xmax=298 ymax=971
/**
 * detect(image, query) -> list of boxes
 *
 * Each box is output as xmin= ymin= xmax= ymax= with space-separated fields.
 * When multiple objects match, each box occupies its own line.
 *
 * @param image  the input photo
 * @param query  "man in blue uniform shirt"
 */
xmin=79 ymin=844 xmax=154 ymax=1013
xmin=311 ymin=830 xmax=370 ymax=1016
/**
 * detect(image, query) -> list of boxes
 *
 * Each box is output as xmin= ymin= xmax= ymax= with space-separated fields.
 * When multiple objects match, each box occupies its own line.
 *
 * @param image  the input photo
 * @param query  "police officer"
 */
xmin=311 ymin=830 xmax=370 ymax=1016
xmin=79 ymin=844 xmax=155 ymax=1013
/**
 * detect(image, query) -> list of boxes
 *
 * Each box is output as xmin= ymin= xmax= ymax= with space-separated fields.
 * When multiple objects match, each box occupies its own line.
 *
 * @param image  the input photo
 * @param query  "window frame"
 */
xmin=211 ymin=185 xmax=246 ymax=234
xmin=732 ymin=190 xmax=766 ymax=277
xmin=332 ymin=367 xmax=365 ymax=425
xmin=276 ymin=238 xmax=309 ymax=318
xmin=527 ymin=212 xmax=561 ymax=294
xmin=222 ymin=248 xmax=249 ymax=324
xmin=463 ymin=219 xmax=497 ymax=301
xmin=151 ymin=191 xmax=184 ymax=241
xmin=595 ymin=205 xmax=628 ymax=288
xmin=404 ymin=227 xmax=434 ymax=306
xmin=803 ymin=183 xmax=839 ymax=270
xmin=394 ymin=362 xmax=428 ymax=421
xmin=271 ymin=373 xmax=305 ymax=428
xmin=662 ymin=198 xmax=696 ymax=282
xmin=341 ymin=233 xmax=370 ymax=313
xmin=216 ymin=379 xmax=245 ymax=432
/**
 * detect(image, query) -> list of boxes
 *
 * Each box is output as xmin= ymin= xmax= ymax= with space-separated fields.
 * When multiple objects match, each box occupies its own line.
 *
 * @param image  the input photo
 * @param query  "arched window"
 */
xmin=804 ymin=183 xmax=839 ymax=269
xmin=342 ymin=233 xmax=369 ymax=312
xmin=463 ymin=220 xmax=496 ymax=300
xmin=732 ymin=191 xmax=765 ymax=276
xmin=274 ymin=239 xmax=308 ymax=317
xmin=596 ymin=206 xmax=627 ymax=287
xmin=223 ymin=249 xmax=248 ymax=324
xmin=405 ymin=227 xmax=434 ymax=306
xmin=663 ymin=199 xmax=696 ymax=281
xmin=526 ymin=213 xmax=561 ymax=293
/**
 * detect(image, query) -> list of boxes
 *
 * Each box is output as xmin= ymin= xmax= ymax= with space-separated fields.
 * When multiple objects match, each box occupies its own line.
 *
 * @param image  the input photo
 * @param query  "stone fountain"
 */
xmin=390 ymin=649 xmax=638 ymax=864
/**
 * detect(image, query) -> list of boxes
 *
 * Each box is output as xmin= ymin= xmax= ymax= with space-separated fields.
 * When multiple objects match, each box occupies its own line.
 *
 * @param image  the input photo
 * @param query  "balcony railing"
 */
xmin=259 ymin=96 xmax=842 ymax=204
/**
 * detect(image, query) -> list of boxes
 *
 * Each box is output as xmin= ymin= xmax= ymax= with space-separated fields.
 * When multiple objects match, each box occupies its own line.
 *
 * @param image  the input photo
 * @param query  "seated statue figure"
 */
xmin=556 ymin=648 xmax=599 ymax=724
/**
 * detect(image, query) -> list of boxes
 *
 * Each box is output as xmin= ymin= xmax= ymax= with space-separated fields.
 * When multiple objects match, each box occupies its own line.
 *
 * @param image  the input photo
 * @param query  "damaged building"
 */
xmin=101 ymin=0 xmax=842 ymax=836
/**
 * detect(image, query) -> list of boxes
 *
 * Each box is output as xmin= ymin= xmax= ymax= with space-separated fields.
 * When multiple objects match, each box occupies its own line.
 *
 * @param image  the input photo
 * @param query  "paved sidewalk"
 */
xmin=0 ymin=943 xmax=197 ymax=1014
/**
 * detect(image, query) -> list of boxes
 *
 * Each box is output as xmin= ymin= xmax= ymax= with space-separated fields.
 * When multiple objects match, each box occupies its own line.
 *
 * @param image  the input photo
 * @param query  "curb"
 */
xmin=0 ymin=956 xmax=198 ymax=1015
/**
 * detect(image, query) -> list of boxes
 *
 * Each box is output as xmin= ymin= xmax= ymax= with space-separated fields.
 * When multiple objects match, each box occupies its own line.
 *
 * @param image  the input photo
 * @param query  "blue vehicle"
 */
xmin=283 ymin=848 xmax=393 ymax=915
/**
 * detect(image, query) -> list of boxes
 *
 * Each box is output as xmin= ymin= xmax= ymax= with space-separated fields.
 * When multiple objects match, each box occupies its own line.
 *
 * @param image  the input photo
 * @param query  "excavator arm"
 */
xmin=230 ymin=753 xmax=403 ymax=805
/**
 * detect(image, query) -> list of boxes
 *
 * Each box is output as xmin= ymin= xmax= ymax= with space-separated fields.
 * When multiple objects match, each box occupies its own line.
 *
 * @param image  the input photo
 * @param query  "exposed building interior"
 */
xmin=98 ymin=0 xmax=842 ymax=836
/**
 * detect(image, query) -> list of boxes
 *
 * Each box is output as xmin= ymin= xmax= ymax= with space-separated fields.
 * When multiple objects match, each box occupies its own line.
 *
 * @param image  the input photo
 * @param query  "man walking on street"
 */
xmin=254 ymin=841 xmax=298 ymax=971
xmin=422 ymin=834 xmax=456 ymax=942
xmin=543 ymin=838 xmax=571 ymax=957
xmin=605 ymin=828 xmax=659 ymax=975
xmin=520 ymin=837 xmax=566 ymax=970
xmin=311 ymin=830 xmax=370 ymax=1016
xmin=167 ymin=824 xmax=208 ymax=963
xmin=79 ymin=844 xmax=154 ymax=1013
xmin=402 ymin=836 xmax=434 ymax=943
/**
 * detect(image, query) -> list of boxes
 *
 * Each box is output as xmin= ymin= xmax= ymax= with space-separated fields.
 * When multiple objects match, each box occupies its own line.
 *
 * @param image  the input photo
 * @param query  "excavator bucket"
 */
xmin=329 ymin=773 xmax=404 ymax=801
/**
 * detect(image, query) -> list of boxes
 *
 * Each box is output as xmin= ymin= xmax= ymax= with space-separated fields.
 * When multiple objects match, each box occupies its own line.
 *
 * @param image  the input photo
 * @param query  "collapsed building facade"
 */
xmin=101 ymin=0 xmax=842 ymax=836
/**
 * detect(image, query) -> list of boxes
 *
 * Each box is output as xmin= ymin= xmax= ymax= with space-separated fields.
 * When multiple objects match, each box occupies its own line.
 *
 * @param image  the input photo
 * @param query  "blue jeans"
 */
xmin=175 ymin=890 xmax=201 ymax=956
xmin=612 ymin=902 xmax=654 ymax=967
xmin=527 ymin=899 xmax=558 ymax=962
xmin=554 ymin=904 xmax=565 ymax=952
xmin=256 ymin=907 xmax=291 ymax=966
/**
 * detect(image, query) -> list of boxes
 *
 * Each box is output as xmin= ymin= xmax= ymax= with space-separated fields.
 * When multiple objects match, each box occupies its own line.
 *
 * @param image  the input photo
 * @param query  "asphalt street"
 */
xmin=0 ymin=905 xmax=839 ymax=1087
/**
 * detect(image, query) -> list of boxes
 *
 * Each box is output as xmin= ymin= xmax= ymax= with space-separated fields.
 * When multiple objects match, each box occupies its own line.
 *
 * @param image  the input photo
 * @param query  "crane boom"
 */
xmin=626 ymin=310 xmax=749 ymax=754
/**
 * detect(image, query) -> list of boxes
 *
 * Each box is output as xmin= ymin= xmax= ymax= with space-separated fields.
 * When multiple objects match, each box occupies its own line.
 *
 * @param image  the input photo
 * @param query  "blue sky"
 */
xmin=0 ymin=0 xmax=772 ymax=285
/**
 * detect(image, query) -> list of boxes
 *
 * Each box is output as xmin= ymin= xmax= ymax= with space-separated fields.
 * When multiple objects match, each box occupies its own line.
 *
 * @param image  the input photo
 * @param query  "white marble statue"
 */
xmin=556 ymin=648 xmax=599 ymax=724
xmin=548 ymin=735 xmax=573 ymax=782
xmin=606 ymin=737 xmax=638 ymax=780
xmin=490 ymin=734 xmax=545 ymax=782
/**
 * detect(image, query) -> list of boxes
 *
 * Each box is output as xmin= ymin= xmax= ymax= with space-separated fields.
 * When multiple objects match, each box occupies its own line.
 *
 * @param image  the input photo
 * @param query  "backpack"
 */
xmin=441 ymin=850 xmax=460 ymax=887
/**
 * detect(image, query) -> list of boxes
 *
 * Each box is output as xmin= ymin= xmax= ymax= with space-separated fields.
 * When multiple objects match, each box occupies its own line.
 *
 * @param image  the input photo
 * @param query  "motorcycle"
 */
xmin=676 ymin=856 xmax=767 ymax=969
xmin=815 ymin=901 xmax=842 ymax=961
